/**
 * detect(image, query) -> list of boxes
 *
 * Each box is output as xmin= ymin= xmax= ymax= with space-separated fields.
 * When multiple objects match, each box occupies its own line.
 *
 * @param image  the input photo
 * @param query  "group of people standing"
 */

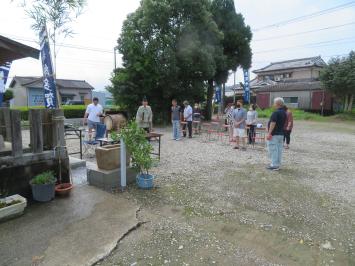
xmin=133 ymin=96 xmax=293 ymax=171
xmin=171 ymin=99 xmax=202 ymax=140
xmin=225 ymin=100 xmax=259 ymax=150
xmin=135 ymin=97 xmax=202 ymax=140
xmin=225 ymin=98 xmax=293 ymax=170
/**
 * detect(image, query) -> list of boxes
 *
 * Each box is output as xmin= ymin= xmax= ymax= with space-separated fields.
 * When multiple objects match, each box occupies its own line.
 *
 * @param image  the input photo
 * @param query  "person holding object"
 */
xmin=84 ymin=97 xmax=103 ymax=138
xmin=246 ymin=104 xmax=258 ymax=144
xmin=283 ymin=106 xmax=293 ymax=149
xmin=171 ymin=99 xmax=181 ymax=140
xmin=233 ymin=100 xmax=247 ymax=150
xmin=183 ymin=100 xmax=193 ymax=138
xmin=266 ymin=97 xmax=287 ymax=171
xmin=136 ymin=97 xmax=153 ymax=133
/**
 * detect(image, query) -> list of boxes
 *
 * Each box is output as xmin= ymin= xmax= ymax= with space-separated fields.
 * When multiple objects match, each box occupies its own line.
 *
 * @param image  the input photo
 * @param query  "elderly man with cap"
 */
xmin=136 ymin=97 xmax=153 ymax=133
xmin=183 ymin=100 xmax=193 ymax=138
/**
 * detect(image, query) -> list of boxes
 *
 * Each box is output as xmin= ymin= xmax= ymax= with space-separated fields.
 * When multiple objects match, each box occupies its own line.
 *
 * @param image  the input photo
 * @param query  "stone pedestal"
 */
xmin=87 ymin=164 xmax=137 ymax=191
xmin=95 ymin=144 xmax=130 ymax=170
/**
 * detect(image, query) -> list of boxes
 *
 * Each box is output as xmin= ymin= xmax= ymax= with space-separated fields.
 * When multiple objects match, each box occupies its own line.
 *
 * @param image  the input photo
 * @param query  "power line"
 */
xmin=253 ymin=1 xmax=355 ymax=32
xmin=0 ymin=33 xmax=114 ymax=54
xmin=254 ymin=22 xmax=355 ymax=42
xmin=254 ymin=36 xmax=355 ymax=54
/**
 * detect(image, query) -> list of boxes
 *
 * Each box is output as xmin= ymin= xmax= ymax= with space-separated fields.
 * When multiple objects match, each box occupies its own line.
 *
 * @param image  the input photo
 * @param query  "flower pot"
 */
xmin=30 ymin=183 xmax=55 ymax=202
xmin=0 ymin=194 xmax=27 ymax=222
xmin=136 ymin=173 xmax=154 ymax=189
xmin=55 ymin=183 xmax=73 ymax=197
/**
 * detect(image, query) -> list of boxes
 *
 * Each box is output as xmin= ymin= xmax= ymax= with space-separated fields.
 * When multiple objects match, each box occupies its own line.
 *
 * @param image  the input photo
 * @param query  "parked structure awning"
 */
xmin=0 ymin=35 xmax=39 ymax=64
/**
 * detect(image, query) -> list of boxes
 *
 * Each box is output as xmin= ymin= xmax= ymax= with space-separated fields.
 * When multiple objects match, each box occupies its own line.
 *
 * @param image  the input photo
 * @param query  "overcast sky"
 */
xmin=1 ymin=0 xmax=355 ymax=90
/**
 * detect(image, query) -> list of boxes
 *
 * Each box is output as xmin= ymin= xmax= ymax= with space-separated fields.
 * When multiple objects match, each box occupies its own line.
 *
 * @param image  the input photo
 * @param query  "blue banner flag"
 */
xmin=215 ymin=85 xmax=221 ymax=103
xmin=243 ymin=69 xmax=250 ymax=104
xmin=0 ymin=62 xmax=11 ymax=107
xmin=39 ymin=26 xmax=57 ymax=108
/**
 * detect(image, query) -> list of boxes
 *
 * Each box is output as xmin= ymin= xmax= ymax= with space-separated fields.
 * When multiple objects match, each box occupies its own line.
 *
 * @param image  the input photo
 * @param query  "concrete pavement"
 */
xmin=0 ymin=184 xmax=139 ymax=266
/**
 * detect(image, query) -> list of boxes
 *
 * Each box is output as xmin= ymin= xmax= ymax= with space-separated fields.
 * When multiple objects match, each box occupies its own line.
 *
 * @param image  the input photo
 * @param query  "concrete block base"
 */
xmin=69 ymin=156 xmax=86 ymax=169
xmin=87 ymin=164 xmax=137 ymax=191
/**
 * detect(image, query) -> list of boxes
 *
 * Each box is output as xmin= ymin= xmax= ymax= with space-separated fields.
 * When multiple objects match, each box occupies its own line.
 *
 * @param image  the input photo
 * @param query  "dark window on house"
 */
xmin=61 ymin=95 xmax=75 ymax=104
xmin=283 ymin=97 xmax=298 ymax=104
xmin=79 ymin=94 xmax=85 ymax=101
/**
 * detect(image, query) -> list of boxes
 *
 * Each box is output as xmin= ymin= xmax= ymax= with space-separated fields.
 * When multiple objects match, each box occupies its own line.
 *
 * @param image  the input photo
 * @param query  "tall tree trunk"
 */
xmin=347 ymin=94 xmax=354 ymax=112
xmin=344 ymin=95 xmax=349 ymax=112
xmin=206 ymin=79 xmax=214 ymax=121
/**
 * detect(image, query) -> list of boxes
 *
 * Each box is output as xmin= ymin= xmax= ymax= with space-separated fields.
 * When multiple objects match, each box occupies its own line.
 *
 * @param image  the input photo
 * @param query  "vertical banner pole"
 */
xmin=120 ymin=138 xmax=127 ymax=190
xmin=39 ymin=25 xmax=57 ymax=109
xmin=243 ymin=69 xmax=250 ymax=104
xmin=0 ymin=63 xmax=12 ymax=107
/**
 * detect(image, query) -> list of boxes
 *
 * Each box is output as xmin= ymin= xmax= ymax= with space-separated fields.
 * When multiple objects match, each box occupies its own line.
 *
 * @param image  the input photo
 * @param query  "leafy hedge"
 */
xmin=12 ymin=105 xmax=122 ymax=121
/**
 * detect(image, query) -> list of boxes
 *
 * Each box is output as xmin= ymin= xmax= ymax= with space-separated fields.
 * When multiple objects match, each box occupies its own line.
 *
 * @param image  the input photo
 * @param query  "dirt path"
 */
xmin=96 ymin=121 xmax=355 ymax=266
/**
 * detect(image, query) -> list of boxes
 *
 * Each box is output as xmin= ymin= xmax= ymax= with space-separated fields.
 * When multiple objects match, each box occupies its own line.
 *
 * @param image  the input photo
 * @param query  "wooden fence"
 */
xmin=0 ymin=107 xmax=69 ymax=197
xmin=0 ymin=108 xmax=65 ymax=157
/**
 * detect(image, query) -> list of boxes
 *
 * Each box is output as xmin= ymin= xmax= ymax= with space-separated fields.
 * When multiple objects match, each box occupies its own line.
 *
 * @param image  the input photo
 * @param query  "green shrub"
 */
xmin=3 ymin=90 xmax=14 ymax=102
xmin=13 ymin=105 xmax=127 ymax=121
xmin=12 ymin=106 xmax=44 ymax=121
xmin=12 ymin=105 xmax=87 ymax=120
xmin=30 ymin=171 xmax=56 ymax=185
xmin=119 ymin=121 xmax=154 ymax=175
xmin=62 ymin=105 xmax=86 ymax=119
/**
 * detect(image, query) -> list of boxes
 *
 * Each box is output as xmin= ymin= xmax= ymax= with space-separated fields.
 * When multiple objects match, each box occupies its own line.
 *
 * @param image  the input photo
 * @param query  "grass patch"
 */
xmin=258 ymin=108 xmax=355 ymax=123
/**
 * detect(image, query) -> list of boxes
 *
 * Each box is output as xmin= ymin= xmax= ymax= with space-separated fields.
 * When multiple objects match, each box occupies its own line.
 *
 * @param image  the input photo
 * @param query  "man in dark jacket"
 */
xmin=266 ymin=97 xmax=287 ymax=171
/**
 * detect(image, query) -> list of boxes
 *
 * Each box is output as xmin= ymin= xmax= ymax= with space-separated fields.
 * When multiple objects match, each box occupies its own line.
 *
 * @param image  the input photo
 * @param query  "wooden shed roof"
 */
xmin=0 ymin=35 xmax=39 ymax=65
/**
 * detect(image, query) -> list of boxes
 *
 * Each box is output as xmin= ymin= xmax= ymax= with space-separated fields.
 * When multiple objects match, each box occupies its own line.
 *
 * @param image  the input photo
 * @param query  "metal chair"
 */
xmin=83 ymin=123 xmax=106 ymax=157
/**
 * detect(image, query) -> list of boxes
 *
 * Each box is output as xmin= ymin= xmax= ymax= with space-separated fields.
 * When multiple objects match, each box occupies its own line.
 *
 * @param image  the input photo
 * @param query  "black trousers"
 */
xmin=247 ymin=125 xmax=256 ymax=144
xmin=284 ymin=130 xmax=291 ymax=145
xmin=183 ymin=121 xmax=192 ymax=137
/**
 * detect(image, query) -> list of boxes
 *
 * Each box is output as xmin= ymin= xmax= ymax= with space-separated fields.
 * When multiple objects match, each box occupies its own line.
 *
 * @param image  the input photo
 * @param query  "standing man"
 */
xmin=84 ymin=97 xmax=103 ymax=137
xmin=266 ymin=97 xmax=287 ymax=171
xmin=171 ymin=99 xmax=181 ymax=140
xmin=183 ymin=100 xmax=193 ymax=138
xmin=233 ymin=100 xmax=247 ymax=150
xmin=136 ymin=97 xmax=153 ymax=133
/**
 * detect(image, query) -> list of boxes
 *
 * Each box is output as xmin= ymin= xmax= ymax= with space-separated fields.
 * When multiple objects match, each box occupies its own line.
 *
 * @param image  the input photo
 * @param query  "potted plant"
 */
xmin=30 ymin=171 xmax=56 ymax=202
xmin=0 ymin=194 xmax=27 ymax=222
xmin=120 ymin=121 xmax=155 ymax=189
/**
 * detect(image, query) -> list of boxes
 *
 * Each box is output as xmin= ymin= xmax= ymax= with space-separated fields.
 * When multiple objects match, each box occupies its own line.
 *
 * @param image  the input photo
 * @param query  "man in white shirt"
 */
xmin=183 ymin=100 xmax=193 ymax=138
xmin=84 ymin=97 xmax=103 ymax=135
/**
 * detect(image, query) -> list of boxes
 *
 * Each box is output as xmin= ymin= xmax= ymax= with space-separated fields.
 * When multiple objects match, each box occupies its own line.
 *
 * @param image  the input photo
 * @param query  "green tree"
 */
xmin=14 ymin=0 xmax=86 ymax=76
xmin=14 ymin=0 xmax=86 ymax=107
xmin=320 ymin=51 xmax=355 ymax=112
xmin=205 ymin=0 xmax=252 ymax=119
xmin=109 ymin=0 xmax=223 ymax=121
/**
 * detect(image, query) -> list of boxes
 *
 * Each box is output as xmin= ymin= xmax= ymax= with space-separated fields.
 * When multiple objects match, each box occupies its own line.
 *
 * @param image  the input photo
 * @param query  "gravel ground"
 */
xmin=93 ymin=120 xmax=355 ymax=266
xmin=19 ymin=120 xmax=355 ymax=265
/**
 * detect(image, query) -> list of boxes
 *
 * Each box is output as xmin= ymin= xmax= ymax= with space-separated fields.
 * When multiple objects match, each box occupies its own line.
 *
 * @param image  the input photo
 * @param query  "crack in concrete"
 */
xmin=92 ymin=207 xmax=149 ymax=266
